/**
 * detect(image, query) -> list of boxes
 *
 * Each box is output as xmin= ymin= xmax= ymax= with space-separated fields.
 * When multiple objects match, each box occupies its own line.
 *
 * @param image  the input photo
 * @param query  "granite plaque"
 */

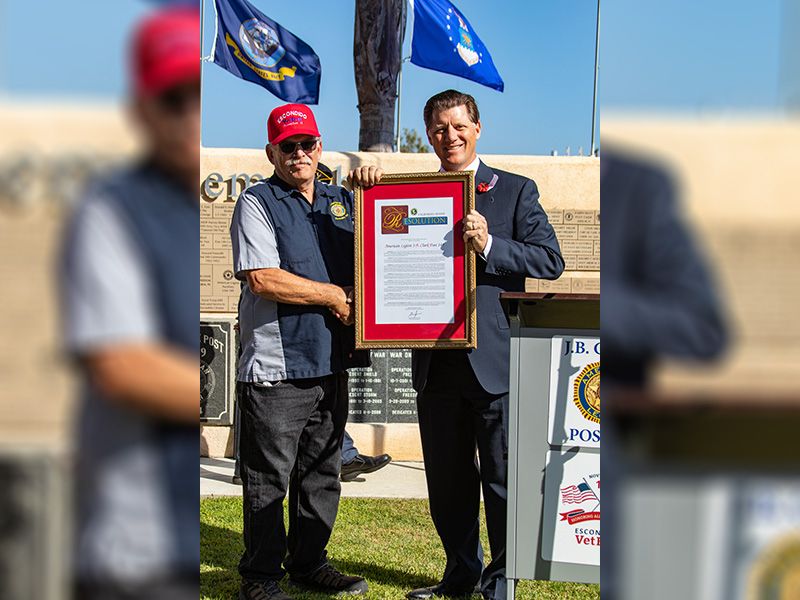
xmin=386 ymin=349 xmax=416 ymax=423
xmin=348 ymin=351 xmax=388 ymax=423
xmin=200 ymin=317 xmax=236 ymax=424
xmin=348 ymin=350 xmax=418 ymax=423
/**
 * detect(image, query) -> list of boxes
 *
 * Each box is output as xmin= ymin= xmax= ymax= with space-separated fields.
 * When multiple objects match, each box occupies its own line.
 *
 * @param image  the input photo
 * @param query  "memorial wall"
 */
xmin=200 ymin=148 xmax=600 ymax=458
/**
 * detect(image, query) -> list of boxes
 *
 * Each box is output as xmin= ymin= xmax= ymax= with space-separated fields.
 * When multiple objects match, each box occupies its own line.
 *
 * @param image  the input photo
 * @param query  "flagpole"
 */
xmin=396 ymin=1 xmax=413 ymax=153
xmin=395 ymin=59 xmax=403 ymax=152
xmin=590 ymin=0 xmax=600 ymax=156
xmin=395 ymin=57 xmax=411 ymax=152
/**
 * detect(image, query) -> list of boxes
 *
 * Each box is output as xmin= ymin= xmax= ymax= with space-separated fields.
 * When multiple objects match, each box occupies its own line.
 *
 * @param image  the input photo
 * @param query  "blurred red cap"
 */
xmin=267 ymin=104 xmax=321 ymax=145
xmin=132 ymin=7 xmax=201 ymax=97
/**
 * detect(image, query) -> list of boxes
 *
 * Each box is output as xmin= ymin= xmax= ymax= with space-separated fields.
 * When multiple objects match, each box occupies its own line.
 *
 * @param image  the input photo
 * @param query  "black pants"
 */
xmin=237 ymin=374 xmax=349 ymax=582
xmin=417 ymin=351 xmax=508 ymax=600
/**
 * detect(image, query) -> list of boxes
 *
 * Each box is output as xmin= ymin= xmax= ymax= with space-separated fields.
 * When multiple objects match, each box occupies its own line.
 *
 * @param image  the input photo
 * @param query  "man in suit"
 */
xmin=352 ymin=89 xmax=564 ymax=600
xmin=600 ymin=148 xmax=728 ymax=600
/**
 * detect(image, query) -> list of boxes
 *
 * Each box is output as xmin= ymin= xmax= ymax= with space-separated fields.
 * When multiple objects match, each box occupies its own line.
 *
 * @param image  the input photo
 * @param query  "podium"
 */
xmin=502 ymin=293 xmax=601 ymax=597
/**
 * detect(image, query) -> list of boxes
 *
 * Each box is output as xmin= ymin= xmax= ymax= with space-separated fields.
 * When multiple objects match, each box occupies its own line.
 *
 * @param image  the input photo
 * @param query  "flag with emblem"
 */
xmin=409 ymin=0 xmax=504 ymax=92
xmin=212 ymin=0 xmax=321 ymax=103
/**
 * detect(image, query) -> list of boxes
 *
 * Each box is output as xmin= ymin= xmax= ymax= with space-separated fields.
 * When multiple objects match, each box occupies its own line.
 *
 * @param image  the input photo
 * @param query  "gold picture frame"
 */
xmin=353 ymin=171 xmax=477 ymax=350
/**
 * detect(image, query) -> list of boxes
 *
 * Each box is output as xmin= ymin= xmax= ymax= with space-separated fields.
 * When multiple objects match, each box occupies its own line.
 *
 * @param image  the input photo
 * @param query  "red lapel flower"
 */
xmin=476 ymin=174 xmax=498 ymax=193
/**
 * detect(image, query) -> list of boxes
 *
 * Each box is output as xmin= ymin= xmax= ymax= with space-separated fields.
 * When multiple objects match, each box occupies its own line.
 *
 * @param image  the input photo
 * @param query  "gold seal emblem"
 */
xmin=747 ymin=533 xmax=800 ymax=600
xmin=330 ymin=201 xmax=347 ymax=220
xmin=573 ymin=362 xmax=600 ymax=424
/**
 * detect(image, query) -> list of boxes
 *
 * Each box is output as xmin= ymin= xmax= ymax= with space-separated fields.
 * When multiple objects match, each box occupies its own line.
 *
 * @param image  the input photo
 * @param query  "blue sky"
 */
xmin=602 ymin=0 xmax=785 ymax=111
xmin=200 ymin=0 xmax=601 ymax=155
xmin=0 ymin=1 xmax=790 ymax=154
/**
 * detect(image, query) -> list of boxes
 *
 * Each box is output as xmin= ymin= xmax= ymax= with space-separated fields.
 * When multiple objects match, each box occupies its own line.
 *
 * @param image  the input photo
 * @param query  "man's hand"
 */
xmin=328 ymin=285 xmax=355 ymax=326
xmin=347 ymin=166 xmax=384 ymax=189
xmin=463 ymin=209 xmax=489 ymax=254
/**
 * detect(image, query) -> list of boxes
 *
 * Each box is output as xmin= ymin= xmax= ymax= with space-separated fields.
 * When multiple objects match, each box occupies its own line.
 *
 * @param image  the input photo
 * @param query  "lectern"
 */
xmin=502 ymin=293 xmax=601 ymax=597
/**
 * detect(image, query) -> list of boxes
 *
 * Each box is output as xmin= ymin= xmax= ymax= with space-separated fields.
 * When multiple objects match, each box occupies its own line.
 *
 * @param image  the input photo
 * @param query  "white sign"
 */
xmin=542 ymin=450 xmax=601 ymax=566
xmin=374 ymin=197 xmax=454 ymax=325
xmin=548 ymin=336 xmax=600 ymax=448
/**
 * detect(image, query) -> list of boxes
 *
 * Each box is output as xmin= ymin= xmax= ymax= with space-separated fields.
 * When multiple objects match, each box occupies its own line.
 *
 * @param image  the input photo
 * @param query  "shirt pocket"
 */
xmin=280 ymin=253 xmax=315 ymax=275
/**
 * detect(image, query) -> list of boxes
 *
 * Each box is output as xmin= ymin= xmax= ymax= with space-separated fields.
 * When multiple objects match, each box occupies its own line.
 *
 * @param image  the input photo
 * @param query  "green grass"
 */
xmin=201 ymin=497 xmax=599 ymax=600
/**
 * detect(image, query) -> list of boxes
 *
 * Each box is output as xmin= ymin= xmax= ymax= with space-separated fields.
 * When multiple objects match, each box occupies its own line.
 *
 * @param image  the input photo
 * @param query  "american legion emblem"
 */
xmin=330 ymin=201 xmax=348 ymax=220
xmin=747 ymin=534 xmax=800 ymax=600
xmin=573 ymin=362 xmax=600 ymax=424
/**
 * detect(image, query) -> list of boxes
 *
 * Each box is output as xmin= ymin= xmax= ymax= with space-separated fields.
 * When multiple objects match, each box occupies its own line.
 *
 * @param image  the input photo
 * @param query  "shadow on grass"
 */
xmin=328 ymin=557 xmax=439 ymax=590
xmin=201 ymin=521 xmax=241 ymax=598
xmin=201 ymin=520 xmax=439 ymax=598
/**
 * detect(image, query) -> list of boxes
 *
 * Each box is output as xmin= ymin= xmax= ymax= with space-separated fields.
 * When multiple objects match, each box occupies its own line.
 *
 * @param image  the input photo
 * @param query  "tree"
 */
xmin=353 ymin=0 xmax=406 ymax=152
xmin=400 ymin=128 xmax=431 ymax=153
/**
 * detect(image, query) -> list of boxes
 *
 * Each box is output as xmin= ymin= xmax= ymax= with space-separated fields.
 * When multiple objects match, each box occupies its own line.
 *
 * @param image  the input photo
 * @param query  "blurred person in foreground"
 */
xmin=601 ymin=147 xmax=729 ymax=600
xmin=59 ymin=7 xmax=200 ymax=600
xmin=351 ymin=89 xmax=564 ymax=600
xmin=230 ymin=104 xmax=370 ymax=600
xmin=601 ymin=148 xmax=728 ymax=389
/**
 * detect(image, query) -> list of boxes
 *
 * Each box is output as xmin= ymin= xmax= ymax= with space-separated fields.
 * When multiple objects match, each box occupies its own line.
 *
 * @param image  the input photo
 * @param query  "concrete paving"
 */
xmin=201 ymin=457 xmax=429 ymax=499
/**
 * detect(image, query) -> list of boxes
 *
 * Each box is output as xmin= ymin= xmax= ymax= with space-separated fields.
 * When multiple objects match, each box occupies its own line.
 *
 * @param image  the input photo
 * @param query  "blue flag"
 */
xmin=410 ymin=0 xmax=503 ymax=92
xmin=212 ymin=0 xmax=321 ymax=103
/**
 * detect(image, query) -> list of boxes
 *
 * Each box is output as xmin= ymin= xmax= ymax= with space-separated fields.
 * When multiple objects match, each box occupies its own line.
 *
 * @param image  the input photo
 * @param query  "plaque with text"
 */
xmin=354 ymin=172 xmax=476 ymax=349
xmin=347 ymin=350 xmax=417 ymax=423
xmin=348 ymin=352 xmax=388 ymax=423
xmin=386 ymin=349 xmax=416 ymax=422
xmin=200 ymin=318 xmax=236 ymax=424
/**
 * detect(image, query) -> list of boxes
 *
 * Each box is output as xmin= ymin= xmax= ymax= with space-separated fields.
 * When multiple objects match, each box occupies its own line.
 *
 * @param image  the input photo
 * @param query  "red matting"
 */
xmin=361 ymin=181 xmax=467 ymax=342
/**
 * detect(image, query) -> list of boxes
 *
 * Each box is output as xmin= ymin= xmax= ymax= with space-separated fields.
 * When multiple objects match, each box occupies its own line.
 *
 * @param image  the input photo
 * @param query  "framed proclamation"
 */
xmin=354 ymin=171 xmax=477 ymax=350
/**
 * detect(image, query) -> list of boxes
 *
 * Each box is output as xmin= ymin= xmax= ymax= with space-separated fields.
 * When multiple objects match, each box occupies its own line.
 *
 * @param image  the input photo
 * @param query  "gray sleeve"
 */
xmin=61 ymin=196 xmax=158 ymax=352
xmin=230 ymin=190 xmax=280 ymax=279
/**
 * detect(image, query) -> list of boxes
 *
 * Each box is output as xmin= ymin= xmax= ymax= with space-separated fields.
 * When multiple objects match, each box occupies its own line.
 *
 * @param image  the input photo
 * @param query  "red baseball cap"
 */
xmin=132 ymin=7 xmax=201 ymax=97
xmin=268 ymin=104 xmax=321 ymax=145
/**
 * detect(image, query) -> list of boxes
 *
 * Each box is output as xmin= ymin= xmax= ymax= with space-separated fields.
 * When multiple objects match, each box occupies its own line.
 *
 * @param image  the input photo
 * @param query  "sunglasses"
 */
xmin=277 ymin=139 xmax=319 ymax=154
xmin=156 ymin=86 xmax=200 ymax=116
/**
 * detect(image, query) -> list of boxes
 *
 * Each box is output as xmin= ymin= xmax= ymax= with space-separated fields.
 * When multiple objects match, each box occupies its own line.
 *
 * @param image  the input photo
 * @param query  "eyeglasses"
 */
xmin=277 ymin=139 xmax=319 ymax=154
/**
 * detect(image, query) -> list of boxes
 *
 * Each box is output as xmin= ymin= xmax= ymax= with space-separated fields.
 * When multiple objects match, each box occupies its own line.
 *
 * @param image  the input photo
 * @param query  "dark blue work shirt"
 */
xmin=231 ymin=174 xmax=369 ymax=381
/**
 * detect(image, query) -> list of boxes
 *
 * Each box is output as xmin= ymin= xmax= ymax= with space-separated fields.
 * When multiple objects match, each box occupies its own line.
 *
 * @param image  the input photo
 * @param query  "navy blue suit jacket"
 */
xmin=412 ymin=161 xmax=565 ymax=395
xmin=601 ymin=150 xmax=728 ymax=388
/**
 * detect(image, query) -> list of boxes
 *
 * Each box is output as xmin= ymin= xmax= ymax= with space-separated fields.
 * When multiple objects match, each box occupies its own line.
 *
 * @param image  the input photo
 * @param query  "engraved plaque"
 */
xmin=348 ymin=351 xmax=388 ymax=423
xmin=200 ymin=194 xmax=238 ymax=312
xmin=348 ymin=350 xmax=417 ymax=423
xmin=200 ymin=317 xmax=236 ymax=424
xmin=553 ymin=223 xmax=579 ymax=240
xmin=539 ymin=277 xmax=573 ymax=293
xmin=547 ymin=209 xmax=564 ymax=225
xmin=386 ymin=349 xmax=416 ymax=423
xmin=571 ymin=277 xmax=600 ymax=294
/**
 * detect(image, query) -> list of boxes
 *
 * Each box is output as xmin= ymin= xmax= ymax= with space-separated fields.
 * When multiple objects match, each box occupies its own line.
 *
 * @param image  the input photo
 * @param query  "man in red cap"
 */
xmin=230 ymin=103 xmax=370 ymax=599
xmin=60 ymin=7 xmax=200 ymax=600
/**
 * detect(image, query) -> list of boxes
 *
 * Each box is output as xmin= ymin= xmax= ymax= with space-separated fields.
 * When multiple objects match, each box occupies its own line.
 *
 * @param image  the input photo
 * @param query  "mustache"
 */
xmin=285 ymin=157 xmax=312 ymax=167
